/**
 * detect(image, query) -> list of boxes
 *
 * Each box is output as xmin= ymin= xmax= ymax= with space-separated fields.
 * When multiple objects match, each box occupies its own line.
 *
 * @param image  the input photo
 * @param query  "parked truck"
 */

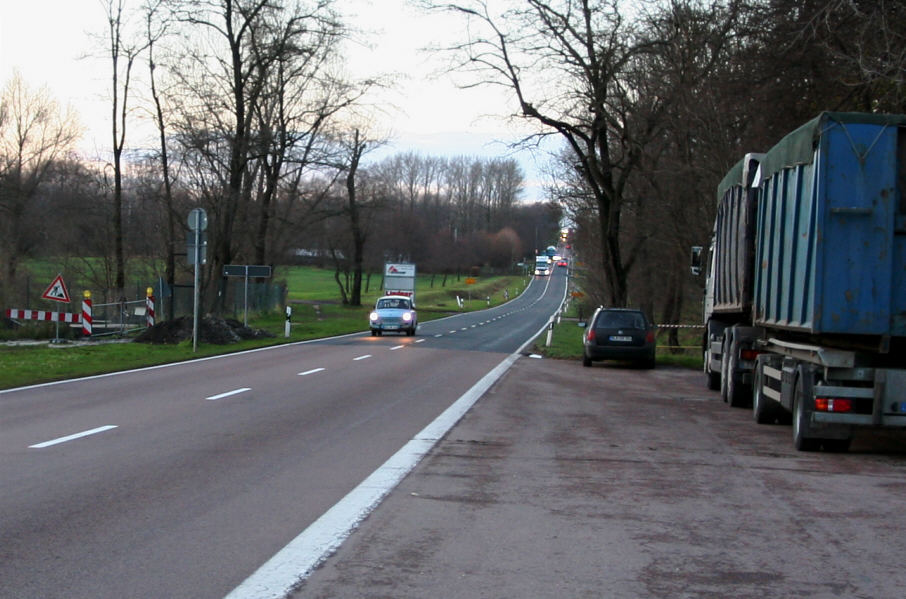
xmin=692 ymin=112 xmax=906 ymax=451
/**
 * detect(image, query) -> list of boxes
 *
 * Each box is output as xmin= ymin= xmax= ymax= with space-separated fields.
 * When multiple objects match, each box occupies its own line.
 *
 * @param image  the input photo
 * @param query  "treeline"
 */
xmin=426 ymin=0 xmax=905 ymax=331
xmin=0 ymin=1 xmax=561 ymax=310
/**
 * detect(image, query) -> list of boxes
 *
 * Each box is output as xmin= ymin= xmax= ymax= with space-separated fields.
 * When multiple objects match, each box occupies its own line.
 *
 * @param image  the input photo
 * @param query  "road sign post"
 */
xmin=187 ymin=208 xmax=207 ymax=352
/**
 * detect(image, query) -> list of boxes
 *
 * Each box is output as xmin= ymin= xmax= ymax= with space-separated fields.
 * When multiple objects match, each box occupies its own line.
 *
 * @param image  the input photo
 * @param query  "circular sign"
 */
xmin=187 ymin=208 xmax=208 ymax=231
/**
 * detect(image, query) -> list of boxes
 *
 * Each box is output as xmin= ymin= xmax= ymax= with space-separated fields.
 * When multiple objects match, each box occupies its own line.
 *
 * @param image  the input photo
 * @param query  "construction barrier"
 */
xmin=82 ymin=291 xmax=92 ymax=336
xmin=5 ymin=309 xmax=81 ymax=323
xmin=146 ymin=288 xmax=155 ymax=327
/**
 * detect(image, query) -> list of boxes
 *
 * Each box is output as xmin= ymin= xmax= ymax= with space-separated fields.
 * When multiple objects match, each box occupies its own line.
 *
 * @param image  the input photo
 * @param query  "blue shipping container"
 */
xmin=753 ymin=112 xmax=906 ymax=337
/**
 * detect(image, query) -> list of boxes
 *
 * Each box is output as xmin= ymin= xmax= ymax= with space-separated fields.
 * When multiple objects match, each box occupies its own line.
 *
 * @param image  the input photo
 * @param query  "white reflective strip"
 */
xmin=206 ymin=388 xmax=251 ymax=401
xmin=30 ymin=425 xmax=118 ymax=449
xmin=298 ymin=368 xmax=325 ymax=376
xmin=353 ymin=355 xmax=371 ymax=361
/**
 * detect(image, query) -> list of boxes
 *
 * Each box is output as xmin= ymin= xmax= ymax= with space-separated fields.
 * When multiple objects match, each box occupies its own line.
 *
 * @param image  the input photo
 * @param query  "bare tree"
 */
xmin=168 ymin=0 xmax=347 ymax=311
xmin=424 ymin=0 xmax=660 ymax=305
xmin=104 ymin=0 xmax=149 ymax=297
xmin=0 ymin=73 xmax=80 ymax=304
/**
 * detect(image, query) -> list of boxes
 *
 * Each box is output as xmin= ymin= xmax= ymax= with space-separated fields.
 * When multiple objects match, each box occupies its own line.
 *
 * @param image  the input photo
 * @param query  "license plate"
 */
xmin=385 ymin=325 xmax=399 ymax=330
xmin=609 ymin=335 xmax=632 ymax=342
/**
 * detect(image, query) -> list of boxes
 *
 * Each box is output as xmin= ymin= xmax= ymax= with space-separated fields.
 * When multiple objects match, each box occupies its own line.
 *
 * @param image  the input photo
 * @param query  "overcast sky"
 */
xmin=0 ymin=0 xmax=552 ymax=200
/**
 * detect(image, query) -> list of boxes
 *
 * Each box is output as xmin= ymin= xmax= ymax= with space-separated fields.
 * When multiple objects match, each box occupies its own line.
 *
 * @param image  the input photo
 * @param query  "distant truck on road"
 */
xmin=534 ymin=256 xmax=551 ymax=277
xmin=692 ymin=112 xmax=906 ymax=451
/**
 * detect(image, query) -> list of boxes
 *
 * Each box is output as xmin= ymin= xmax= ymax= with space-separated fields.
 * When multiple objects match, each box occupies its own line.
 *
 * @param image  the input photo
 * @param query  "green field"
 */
xmin=0 ymin=267 xmax=530 ymax=390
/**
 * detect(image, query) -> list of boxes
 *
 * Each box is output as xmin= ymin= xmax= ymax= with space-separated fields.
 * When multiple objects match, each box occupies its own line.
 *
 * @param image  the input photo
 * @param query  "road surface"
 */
xmin=0 ymin=271 xmax=566 ymax=599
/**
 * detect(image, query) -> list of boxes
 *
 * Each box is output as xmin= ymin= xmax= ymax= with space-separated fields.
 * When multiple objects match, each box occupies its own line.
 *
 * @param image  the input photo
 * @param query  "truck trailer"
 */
xmin=692 ymin=112 xmax=906 ymax=451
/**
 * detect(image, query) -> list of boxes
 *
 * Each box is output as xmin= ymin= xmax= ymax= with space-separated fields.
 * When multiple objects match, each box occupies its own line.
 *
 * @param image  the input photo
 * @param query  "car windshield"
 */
xmin=596 ymin=311 xmax=645 ymax=329
xmin=377 ymin=298 xmax=410 ymax=310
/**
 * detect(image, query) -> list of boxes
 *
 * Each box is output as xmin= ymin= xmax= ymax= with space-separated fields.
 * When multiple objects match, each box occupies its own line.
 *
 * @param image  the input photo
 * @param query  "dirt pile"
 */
xmin=134 ymin=316 xmax=274 ymax=345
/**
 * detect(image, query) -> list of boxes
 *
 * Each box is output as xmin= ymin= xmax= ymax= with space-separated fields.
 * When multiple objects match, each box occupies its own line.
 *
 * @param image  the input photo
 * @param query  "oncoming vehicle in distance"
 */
xmin=582 ymin=307 xmax=656 ymax=369
xmin=370 ymin=295 xmax=417 ymax=336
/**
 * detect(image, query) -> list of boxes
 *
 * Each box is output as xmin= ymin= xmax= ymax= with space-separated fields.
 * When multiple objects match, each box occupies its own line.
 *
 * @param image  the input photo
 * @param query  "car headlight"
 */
xmin=402 ymin=312 xmax=412 ymax=322
xmin=369 ymin=312 xmax=379 ymax=322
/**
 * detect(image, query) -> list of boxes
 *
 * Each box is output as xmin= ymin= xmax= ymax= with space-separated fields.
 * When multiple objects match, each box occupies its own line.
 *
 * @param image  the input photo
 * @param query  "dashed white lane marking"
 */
xmin=389 ymin=345 xmax=404 ymax=351
xmin=298 ymin=368 xmax=325 ymax=376
xmin=448 ymin=330 xmax=457 ymax=334
xmin=206 ymin=388 xmax=251 ymax=401
xmin=354 ymin=354 xmax=372 ymax=361
xmin=29 ymin=425 xmax=118 ymax=449
xmin=434 ymin=334 xmax=443 ymax=338
xmin=415 ymin=339 xmax=426 ymax=343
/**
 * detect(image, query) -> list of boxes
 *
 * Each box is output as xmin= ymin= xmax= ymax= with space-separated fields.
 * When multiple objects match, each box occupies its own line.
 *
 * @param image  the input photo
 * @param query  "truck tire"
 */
xmin=792 ymin=367 xmax=821 ymax=451
xmin=727 ymin=339 xmax=751 ymax=408
xmin=704 ymin=321 xmax=721 ymax=391
xmin=720 ymin=337 xmax=731 ymax=403
xmin=753 ymin=356 xmax=779 ymax=424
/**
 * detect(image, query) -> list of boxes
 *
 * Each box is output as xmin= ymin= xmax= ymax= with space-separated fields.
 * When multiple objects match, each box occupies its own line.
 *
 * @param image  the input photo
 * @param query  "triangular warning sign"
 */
xmin=42 ymin=275 xmax=71 ymax=303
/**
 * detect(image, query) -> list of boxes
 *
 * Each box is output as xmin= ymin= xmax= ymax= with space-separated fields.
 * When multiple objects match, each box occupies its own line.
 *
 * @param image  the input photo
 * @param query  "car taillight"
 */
xmin=815 ymin=398 xmax=853 ymax=413
xmin=586 ymin=329 xmax=596 ymax=342
xmin=645 ymin=331 xmax=655 ymax=343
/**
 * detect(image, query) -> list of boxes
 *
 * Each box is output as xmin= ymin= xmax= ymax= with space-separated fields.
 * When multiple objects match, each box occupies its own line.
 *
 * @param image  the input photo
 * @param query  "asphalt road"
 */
xmin=0 ymin=270 xmax=567 ymax=599
xmin=295 ymin=359 xmax=906 ymax=599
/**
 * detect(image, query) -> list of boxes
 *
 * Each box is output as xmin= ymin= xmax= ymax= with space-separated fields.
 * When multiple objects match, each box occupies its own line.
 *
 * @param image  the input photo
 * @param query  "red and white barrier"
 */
xmin=5 ymin=309 xmax=81 ymax=323
xmin=146 ymin=290 xmax=155 ymax=327
xmin=82 ymin=294 xmax=92 ymax=336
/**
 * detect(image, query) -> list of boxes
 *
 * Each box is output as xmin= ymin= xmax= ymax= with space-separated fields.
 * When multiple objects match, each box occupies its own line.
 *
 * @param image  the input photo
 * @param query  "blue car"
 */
xmin=369 ymin=295 xmax=417 ymax=336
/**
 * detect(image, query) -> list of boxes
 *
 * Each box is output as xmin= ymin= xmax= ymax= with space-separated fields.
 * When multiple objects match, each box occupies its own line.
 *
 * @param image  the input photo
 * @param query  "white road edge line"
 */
xmin=298 ymin=368 xmax=326 ymax=376
xmin=206 ymin=388 xmax=251 ymax=401
xmin=29 ymin=425 xmax=118 ymax=449
xmin=223 ymin=352 xmax=522 ymax=599
xmin=224 ymin=276 xmax=566 ymax=599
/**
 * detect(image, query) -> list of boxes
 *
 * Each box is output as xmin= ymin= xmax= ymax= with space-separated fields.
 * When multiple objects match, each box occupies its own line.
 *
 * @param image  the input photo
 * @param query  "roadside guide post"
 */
xmin=285 ymin=305 xmax=292 ymax=338
xmin=187 ymin=208 xmax=207 ymax=353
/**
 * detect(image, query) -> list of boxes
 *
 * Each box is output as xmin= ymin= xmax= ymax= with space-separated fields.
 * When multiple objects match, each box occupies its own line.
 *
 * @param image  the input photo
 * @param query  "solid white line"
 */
xmin=353 ymin=354 xmax=371 ymax=361
xmin=206 ymin=387 xmax=251 ymax=401
xmin=29 ymin=425 xmax=118 ymax=449
xmin=223 ymin=351 xmax=522 ymax=599
xmin=389 ymin=345 xmax=404 ymax=351
xmin=298 ymin=368 xmax=325 ymax=376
